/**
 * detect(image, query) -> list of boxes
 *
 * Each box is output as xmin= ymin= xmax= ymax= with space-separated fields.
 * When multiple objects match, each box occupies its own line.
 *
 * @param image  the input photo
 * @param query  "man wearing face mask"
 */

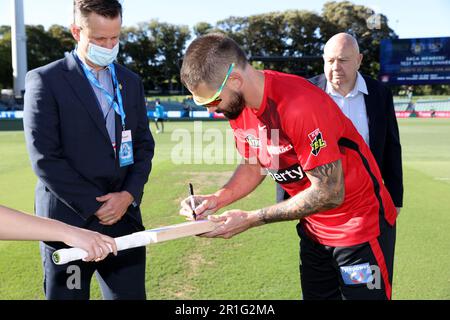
xmin=23 ymin=0 xmax=154 ymax=300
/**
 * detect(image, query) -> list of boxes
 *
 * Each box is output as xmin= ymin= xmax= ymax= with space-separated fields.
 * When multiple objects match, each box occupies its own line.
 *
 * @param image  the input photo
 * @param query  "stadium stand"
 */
xmin=414 ymin=98 xmax=450 ymax=112
xmin=394 ymin=98 xmax=450 ymax=112
xmin=393 ymin=98 xmax=411 ymax=112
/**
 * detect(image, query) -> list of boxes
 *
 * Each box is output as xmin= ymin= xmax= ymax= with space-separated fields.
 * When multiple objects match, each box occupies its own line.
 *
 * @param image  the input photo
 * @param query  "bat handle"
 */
xmin=52 ymin=248 xmax=88 ymax=265
xmin=52 ymin=232 xmax=152 ymax=265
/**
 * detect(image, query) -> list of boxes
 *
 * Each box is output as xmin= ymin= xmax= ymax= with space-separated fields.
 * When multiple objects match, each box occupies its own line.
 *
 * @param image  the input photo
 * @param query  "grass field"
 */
xmin=0 ymin=118 xmax=449 ymax=300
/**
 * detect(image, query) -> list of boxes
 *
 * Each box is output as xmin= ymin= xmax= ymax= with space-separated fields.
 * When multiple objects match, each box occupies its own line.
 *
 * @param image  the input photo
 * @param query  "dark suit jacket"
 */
xmin=276 ymin=74 xmax=403 ymax=207
xmin=24 ymin=52 xmax=155 ymax=234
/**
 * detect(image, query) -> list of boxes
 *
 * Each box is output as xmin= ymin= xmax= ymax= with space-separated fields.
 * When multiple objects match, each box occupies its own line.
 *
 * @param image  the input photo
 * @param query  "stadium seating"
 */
xmin=393 ymin=99 xmax=411 ymax=111
xmin=414 ymin=99 xmax=450 ymax=112
xmin=394 ymin=98 xmax=450 ymax=112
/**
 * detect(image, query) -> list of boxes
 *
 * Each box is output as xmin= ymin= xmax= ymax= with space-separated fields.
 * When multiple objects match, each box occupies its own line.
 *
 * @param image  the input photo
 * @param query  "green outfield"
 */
xmin=0 ymin=118 xmax=449 ymax=300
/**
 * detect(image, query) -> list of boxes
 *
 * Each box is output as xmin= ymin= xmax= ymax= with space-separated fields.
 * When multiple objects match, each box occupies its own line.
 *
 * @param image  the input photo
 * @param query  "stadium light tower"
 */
xmin=11 ymin=0 xmax=28 ymax=98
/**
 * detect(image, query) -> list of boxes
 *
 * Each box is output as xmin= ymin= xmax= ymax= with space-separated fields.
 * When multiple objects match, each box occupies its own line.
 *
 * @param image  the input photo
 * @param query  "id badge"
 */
xmin=119 ymin=130 xmax=134 ymax=167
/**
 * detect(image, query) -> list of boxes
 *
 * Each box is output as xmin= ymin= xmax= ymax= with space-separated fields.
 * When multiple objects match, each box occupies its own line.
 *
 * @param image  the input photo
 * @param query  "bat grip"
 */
xmin=52 ymin=232 xmax=152 ymax=265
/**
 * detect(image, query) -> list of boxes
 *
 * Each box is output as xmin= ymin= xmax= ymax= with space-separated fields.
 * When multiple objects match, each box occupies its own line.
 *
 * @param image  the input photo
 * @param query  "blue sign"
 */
xmin=380 ymin=37 xmax=450 ymax=85
xmin=0 ymin=111 xmax=23 ymax=119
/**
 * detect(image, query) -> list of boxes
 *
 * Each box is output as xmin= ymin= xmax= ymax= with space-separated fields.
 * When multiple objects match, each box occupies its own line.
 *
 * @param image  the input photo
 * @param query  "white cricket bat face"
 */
xmin=145 ymin=220 xmax=216 ymax=243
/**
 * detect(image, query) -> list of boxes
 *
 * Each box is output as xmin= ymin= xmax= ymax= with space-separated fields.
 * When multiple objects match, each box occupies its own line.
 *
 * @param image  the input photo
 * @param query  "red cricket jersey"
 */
xmin=229 ymin=70 xmax=397 ymax=247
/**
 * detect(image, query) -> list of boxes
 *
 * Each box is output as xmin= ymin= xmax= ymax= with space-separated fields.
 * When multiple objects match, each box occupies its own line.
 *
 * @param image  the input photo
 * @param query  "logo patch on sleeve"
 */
xmin=308 ymin=128 xmax=327 ymax=156
xmin=340 ymin=263 xmax=374 ymax=285
xmin=245 ymin=134 xmax=261 ymax=148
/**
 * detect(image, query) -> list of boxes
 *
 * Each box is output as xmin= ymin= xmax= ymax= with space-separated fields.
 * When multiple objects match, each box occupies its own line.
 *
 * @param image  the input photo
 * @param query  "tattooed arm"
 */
xmin=203 ymin=160 xmax=344 ymax=239
xmin=256 ymin=159 xmax=345 ymax=224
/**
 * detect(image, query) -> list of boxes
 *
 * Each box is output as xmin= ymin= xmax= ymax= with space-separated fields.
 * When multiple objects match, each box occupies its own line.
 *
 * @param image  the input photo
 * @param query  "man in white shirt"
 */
xmin=323 ymin=33 xmax=370 ymax=145
xmin=326 ymin=72 xmax=370 ymax=145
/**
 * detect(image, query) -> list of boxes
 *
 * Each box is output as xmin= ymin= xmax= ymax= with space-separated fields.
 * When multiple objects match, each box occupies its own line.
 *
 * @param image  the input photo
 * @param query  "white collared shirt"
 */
xmin=326 ymin=72 xmax=370 ymax=146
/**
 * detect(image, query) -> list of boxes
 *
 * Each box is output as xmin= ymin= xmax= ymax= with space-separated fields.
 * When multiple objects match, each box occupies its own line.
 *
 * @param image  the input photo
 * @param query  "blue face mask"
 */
xmin=86 ymin=42 xmax=119 ymax=67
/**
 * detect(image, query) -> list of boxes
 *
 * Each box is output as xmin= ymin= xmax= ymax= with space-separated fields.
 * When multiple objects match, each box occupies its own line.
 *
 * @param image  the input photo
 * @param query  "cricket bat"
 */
xmin=52 ymin=220 xmax=217 ymax=265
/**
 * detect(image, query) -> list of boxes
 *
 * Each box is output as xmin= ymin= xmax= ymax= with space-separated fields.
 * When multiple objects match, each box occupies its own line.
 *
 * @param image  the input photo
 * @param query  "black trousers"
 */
xmin=40 ymin=219 xmax=146 ymax=300
xmin=297 ymin=219 xmax=396 ymax=300
xmin=154 ymin=118 xmax=164 ymax=132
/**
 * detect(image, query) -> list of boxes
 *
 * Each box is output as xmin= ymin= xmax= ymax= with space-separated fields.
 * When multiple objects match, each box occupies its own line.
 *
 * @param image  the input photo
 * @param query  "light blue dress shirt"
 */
xmin=326 ymin=72 xmax=370 ymax=146
xmin=79 ymin=58 xmax=117 ymax=148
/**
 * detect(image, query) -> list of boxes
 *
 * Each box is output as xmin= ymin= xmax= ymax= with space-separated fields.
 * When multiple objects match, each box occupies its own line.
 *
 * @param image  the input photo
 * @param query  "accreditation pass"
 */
xmin=119 ymin=130 xmax=134 ymax=167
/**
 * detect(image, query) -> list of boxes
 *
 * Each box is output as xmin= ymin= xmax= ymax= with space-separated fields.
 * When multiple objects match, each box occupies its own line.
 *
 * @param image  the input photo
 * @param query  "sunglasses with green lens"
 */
xmin=193 ymin=63 xmax=235 ymax=106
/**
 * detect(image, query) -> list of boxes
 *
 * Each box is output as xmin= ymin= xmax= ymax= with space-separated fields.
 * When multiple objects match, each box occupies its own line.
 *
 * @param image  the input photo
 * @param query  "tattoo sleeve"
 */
xmin=256 ymin=159 xmax=345 ymax=224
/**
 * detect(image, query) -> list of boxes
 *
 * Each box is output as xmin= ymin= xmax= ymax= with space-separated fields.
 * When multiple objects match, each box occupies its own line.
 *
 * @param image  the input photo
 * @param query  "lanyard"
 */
xmin=74 ymin=52 xmax=126 ymax=130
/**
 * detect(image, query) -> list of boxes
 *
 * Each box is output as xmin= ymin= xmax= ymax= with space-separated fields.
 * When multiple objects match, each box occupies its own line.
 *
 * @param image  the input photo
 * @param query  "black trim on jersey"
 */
xmin=338 ymin=138 xmax=385 ymax=223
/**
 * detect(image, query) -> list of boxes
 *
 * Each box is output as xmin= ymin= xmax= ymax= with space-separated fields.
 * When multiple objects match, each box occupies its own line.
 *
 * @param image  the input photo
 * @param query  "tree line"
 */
xmin=1 ymin=1 xmax=446 ymax=95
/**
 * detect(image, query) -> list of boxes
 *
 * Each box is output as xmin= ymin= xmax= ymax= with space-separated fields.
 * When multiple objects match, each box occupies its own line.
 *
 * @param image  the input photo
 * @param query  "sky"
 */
xmin=0 ymin=0 xmax=449 ymax=39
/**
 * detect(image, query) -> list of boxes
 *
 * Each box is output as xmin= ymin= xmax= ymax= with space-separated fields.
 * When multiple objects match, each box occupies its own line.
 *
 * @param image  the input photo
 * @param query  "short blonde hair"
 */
xmin=181 ymin=33 xmax=248 ymax=91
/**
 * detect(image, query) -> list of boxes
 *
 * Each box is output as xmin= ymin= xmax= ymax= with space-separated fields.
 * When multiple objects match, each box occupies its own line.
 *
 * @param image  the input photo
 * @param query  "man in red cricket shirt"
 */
xmin=179 ymin=33 xmax=397 ymax=300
